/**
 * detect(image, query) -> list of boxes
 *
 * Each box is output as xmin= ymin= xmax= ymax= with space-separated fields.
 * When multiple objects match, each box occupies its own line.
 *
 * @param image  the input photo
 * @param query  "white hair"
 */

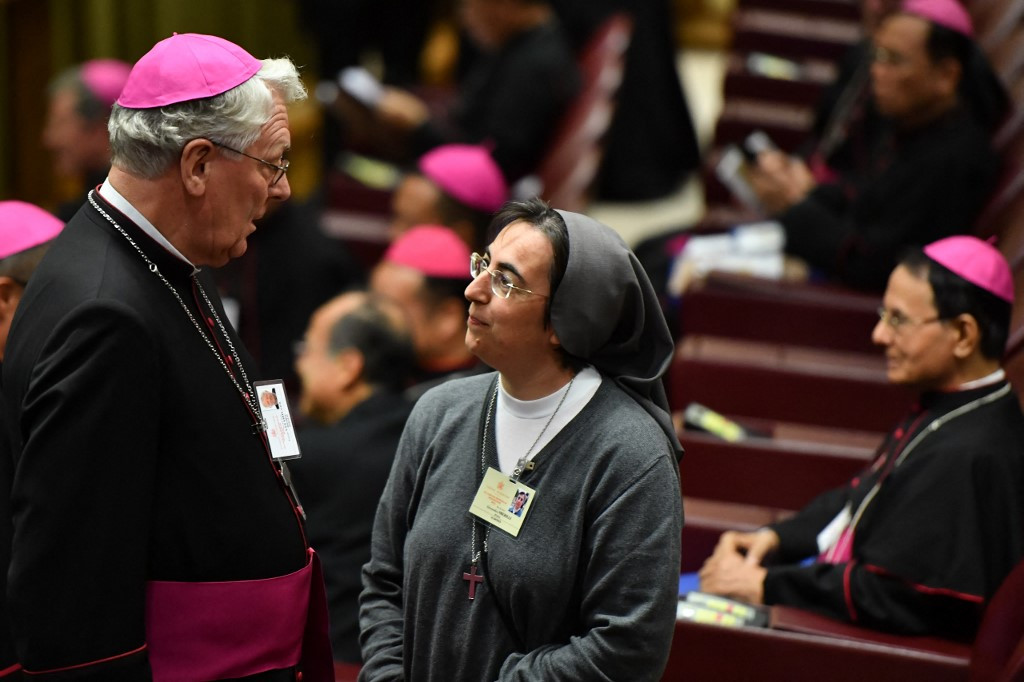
xmin=108 ymin=57 xmax=306 ymax=179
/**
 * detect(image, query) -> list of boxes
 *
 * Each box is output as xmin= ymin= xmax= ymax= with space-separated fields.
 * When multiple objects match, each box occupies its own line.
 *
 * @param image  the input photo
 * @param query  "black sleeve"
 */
xmin=768 ymin=483 xmax=851 ymax=563
xmin=781 ymin=128 xmax=998 ymax=291
xmin=9 ymin=302 xmax=158 ymax=679
xmin=764 ymin=560 xmax=982 ymax=640
xmin=475 ymin=55 xmax=579 ymax=182
xmin=410 ymin=34 xmax=581 ymax=182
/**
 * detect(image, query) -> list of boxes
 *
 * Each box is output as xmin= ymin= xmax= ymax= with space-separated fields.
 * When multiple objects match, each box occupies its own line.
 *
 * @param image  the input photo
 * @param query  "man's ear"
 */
xmin=0 ymin=277 xmax=24 ymax=323
xmin=548 ymin=326 xmax=561 ymax=350
xmin=951 ymin=313 xmax=981 ymax=359
xmin=333 ymin=348 xmax=366 ymax=390
xmin=180 ymin=139 xmax=215 ymax=197
xmin=933 ymin=56 xmax=962 ymax=101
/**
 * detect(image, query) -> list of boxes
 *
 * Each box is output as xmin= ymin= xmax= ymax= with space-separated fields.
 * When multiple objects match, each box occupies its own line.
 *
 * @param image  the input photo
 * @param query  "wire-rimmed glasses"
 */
xmin=211 ymin=141 xmax=289 ymax=186
xmin=470 ymin=253 xmax=547 ymax=299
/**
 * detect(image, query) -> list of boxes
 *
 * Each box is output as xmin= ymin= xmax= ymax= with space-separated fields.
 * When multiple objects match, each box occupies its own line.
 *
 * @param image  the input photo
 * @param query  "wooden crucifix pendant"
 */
xmin=463 ymin=563 xmax=484 ymax=600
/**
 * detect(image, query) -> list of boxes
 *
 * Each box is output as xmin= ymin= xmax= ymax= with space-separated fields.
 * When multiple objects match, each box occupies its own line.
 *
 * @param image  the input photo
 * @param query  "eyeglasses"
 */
xmin=877 ymin=306 xmax=944 ymax=333
xmin=871 ymin=46 xmax=910 ymax=67
xmin=212 ymin=141 xmax=289 ymax=186
xmin=470 ymin=253 xmax=547 ymax=299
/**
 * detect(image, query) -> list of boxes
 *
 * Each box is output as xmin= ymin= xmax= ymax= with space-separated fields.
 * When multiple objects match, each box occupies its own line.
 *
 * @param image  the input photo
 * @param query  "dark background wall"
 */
xmin=0 ymin=0 xmax=318 ymax=209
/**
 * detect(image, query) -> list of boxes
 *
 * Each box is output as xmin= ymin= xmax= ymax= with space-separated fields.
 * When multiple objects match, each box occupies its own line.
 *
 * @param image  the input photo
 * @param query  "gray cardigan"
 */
xmin=359 ymin=373 xmax=682 ymax=681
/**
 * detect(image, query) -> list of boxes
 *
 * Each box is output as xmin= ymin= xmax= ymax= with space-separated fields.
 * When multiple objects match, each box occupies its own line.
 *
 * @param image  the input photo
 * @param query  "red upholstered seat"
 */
xmin=974 ymin=0 xmax=1024 ymax=55
xmin=730 ymin=8 xmax=863 ymax=62
xmin=677 ymin=271 xmax=880 ymax=354
xmin=678 ymin=423 xmax=877 ymax=510
xmin=535 ymin=14 xmax=632 ymax=212
xmin=736 ymin=0 xmax=860 ymax=21
xmin=333 ymin=661 xmax=362 ymax=682
xmin=669 ymin=335 xmax=914 ymax=431
xmin=722 ymin=52 xmax=839 ymax=109
xmin=662 ymin=614 xmax=970 ymax=681
xmin=970 ymin=561 xmax=1024 ymax=681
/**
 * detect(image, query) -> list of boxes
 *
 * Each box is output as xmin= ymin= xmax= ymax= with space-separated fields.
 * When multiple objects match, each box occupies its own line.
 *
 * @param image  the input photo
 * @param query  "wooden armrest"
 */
xmin=663 ymin=617 xmax=969 ymax=681
xmin=670 ymin=335 xmax=914 ymax=431
xmin=678 ymin=429 xmax=872 ymax=509
xmin=771 ymin=605 xmax=973 ymax=660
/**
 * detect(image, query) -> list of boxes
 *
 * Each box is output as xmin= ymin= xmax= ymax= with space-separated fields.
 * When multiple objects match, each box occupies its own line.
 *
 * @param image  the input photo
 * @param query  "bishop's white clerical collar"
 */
xmin=959 ymin=368 xmax=1006 ymax=391
xmin=98 ymin=178 xmax=199 ymax=274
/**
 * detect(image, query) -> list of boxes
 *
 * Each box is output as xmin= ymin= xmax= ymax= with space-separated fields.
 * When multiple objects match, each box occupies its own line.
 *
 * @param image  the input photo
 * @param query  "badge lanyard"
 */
xmin=464 ymin=375 xmax=574 ymax=599
xmin=87 ymin=191 xmax=307 ymax=518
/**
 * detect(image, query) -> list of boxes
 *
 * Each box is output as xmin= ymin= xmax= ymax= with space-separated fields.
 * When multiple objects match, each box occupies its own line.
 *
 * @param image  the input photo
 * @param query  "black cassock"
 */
xmin=765 ymin=380 xmax=1024 ymax=641
xmin=289 ymin=391 xmax=413 ymax=664
xmin=2 ymin=192 xmax=310 ymax=679
xmin=780 ymin=105 xmax=999 ymax=292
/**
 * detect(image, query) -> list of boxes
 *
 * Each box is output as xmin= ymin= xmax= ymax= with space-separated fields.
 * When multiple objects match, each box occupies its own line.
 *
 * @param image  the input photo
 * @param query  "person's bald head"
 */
xmin=295 ymin=291 xmax=414 ymax=422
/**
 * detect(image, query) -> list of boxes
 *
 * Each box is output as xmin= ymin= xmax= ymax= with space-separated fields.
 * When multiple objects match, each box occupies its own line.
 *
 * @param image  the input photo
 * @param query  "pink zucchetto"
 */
xmin=923 ymin=235 xmax=1013 ymax=303
xmin=117 ymin=33 xmax=261 ymax=109
xmin=80 ymin=59 xmax=132 ymax=108
xmin=383 ymin=225 xmax=471 ymax=280
xmin=901 ymin=0 xmax=974 ymax=38
xmin=418 ymin=145 xmax=508 ymax=214
xmin=0 ymin=201 xmax=64 ymax=260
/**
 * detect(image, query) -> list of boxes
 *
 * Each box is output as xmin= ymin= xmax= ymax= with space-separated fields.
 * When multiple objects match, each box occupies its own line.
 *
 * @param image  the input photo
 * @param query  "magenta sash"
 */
xmin=819 ymin=527 xmax=855 ymax=564
xmin=145 ymin=548 xmax=333 ymax=682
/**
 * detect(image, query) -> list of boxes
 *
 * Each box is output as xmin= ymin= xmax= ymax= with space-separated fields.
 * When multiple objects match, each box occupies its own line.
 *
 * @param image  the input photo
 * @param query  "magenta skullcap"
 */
xmin=923 ymin=235 xmax=1013 ymax=303
xmin=80 ymin=59 xmax=132 ymax=108
xmin=0 ymin=201 xmax=64 ymax=260
xmin=418 ymin=144 xmax=508 ymax=213
xmin=117 ymin=33 xmax=261 ymax=109
xmin=383 ymin=225 xmax=471 ymax=279
xmin=901 ymin=0 xmax=974 ymax=38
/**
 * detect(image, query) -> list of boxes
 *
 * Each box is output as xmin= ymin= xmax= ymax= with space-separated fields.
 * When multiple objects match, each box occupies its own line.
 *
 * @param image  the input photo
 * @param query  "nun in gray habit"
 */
xmin=359 ymin=200 xmax=683 ymax=682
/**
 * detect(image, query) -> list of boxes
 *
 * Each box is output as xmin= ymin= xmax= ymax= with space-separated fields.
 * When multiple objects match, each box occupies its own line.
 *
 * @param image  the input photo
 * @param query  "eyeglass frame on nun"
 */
xmin=470 ymin=252 xmax=548 ymax=300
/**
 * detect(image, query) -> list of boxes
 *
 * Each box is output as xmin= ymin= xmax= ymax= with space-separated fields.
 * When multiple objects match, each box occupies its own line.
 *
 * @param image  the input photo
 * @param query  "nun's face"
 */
xmin=465 ymin=221 xmax=560 ymax=381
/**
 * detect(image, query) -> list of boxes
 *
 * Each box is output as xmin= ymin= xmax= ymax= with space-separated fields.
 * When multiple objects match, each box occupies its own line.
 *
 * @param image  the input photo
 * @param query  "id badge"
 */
xmin=254 ymin=380 xmax=301 ymax=461
xmin=816 ymin=503 xmax=852 ymax=555
xmin=469 ymin=467 xmax=536 ymax=537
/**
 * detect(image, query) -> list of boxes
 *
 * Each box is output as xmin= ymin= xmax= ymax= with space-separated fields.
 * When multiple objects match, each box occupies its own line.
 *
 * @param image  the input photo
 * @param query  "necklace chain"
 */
xmin=845 ymin=383 xmax=1011 ymax=543
xmin=87 ymin=191 xmax=265 ymax=431
xmin=471 ymin=375 xmax=575 ymax=563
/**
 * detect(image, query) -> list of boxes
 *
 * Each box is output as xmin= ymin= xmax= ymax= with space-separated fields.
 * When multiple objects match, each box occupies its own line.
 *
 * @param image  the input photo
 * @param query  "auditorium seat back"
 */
xmin=969 ymin=559 xmax=1024 ymax=681
xmin=535 ymin=13 xmax=632 ymax=212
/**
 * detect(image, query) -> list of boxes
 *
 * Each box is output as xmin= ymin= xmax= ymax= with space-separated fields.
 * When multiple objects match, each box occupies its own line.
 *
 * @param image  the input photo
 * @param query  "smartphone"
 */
xmin=740 ymin=130 xmax=777 ymax=162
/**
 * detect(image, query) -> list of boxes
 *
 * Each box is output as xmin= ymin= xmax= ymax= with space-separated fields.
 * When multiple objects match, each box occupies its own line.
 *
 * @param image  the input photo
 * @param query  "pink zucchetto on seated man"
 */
xmin=390 ymin=144 xmax=508 ymax=252
xmin=370 ymin=224 xmax=487 ymax=398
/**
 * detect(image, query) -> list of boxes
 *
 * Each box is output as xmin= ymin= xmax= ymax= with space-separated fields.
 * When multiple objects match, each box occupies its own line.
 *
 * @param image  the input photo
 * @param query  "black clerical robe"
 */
xmin=410 ymin=21 xmax=580 ymax=183
xmin=0 ymin=380 xmax=18 ymax=680
xmin=764 ymin=381 xmax=1024 ymax=640
xmin=289 ymin=391 xmax=413 ymax=663
xmin=781 ymin=106 xmax=999 ymax=292
xmin=2 ymin=193 xmax=310 ymax=679
xmin=551 ymin=0 xmax=701 ymax=200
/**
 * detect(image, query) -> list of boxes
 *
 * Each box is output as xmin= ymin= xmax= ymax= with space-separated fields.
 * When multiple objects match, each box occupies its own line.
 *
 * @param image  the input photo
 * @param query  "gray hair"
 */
xmin=107 ymin=57 xmax=306 ymax=178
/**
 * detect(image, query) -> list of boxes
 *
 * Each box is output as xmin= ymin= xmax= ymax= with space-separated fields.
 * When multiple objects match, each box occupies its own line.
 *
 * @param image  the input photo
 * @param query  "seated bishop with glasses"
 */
xmin=699 ymin=235 xmax=1024 ymax=641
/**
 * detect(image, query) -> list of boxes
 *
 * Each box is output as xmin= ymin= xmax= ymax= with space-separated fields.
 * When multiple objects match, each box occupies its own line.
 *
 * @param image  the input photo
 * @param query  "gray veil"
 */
xmin=552 ymin=210 xmax=683 ymax=460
